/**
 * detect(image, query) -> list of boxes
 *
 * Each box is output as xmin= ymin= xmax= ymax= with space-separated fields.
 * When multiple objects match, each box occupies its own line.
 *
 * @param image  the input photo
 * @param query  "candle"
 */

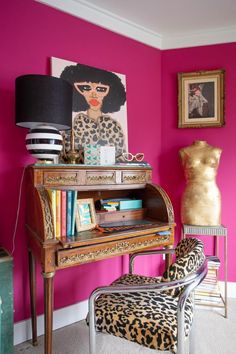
xmin=71 ymin=128 xmax=75 ymax=152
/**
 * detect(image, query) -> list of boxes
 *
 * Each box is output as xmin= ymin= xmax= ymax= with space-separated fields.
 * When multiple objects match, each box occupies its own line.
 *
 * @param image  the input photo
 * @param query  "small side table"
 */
xmin=182 ymin=224 xmax=228 ymax=318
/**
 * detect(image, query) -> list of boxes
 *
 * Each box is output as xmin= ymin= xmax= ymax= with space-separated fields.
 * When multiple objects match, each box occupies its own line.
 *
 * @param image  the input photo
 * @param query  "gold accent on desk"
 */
xmin=38 ymin=188 xmax=54 ymax=240
xmin=57 ymin=235 xmax=170 ymax=267
xmin=123 ymin=173 xmax=146 ymax=183
xmin=44 ymin=174 xmax=78 ymax=185
xmin=86 ymin=173 xmax=115 ymax=184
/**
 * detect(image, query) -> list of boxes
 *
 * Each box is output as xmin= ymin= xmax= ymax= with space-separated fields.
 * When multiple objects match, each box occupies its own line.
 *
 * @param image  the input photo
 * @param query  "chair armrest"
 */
xmin=129 ymin=247 xmax=176 ymax=273
xmin=89 ymin=259 xmax=207 ymax=309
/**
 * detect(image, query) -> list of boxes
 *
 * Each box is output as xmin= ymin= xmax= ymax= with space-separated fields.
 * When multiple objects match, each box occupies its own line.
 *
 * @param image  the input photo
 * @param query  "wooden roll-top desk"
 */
xmin=25 ymin=164 xmax=175 ymax=354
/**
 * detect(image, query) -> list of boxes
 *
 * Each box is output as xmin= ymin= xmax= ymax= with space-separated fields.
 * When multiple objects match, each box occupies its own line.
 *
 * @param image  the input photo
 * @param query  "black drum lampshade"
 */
xmin=15 ymin=74 xmax=72 ymax=162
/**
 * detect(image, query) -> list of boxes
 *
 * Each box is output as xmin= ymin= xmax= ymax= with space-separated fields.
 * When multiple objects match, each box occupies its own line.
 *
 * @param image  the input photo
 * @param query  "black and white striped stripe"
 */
xmin=25 ymin=125 xmax=63 ymax=161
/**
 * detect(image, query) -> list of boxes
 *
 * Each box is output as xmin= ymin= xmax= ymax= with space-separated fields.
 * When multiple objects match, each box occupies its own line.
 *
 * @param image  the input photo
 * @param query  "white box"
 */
xmin=99 ymin=146 xmax=115 ymax=165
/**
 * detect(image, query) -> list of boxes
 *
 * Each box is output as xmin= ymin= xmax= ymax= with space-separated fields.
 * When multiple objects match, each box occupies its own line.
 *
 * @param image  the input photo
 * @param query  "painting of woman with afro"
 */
xmin=51 ymin=57 xmax=128 ymax=161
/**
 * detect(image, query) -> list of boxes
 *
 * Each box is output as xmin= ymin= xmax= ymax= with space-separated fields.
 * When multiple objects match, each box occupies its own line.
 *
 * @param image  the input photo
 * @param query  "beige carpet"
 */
xmin=14 ymin=299 xmax=236 ymax=354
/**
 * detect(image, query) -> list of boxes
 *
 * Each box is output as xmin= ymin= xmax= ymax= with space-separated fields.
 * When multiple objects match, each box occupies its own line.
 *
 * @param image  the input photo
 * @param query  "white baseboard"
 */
xmin=14 ymin=281 xmax=236 ymax=345
xmin=14 ymin=299 xmax=88 ymax=345
xmin=219 ymin=281 xmax=236 ymax=298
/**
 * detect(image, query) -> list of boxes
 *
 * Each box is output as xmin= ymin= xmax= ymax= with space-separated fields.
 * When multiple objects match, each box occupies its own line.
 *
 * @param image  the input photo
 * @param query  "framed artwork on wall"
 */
xmin=51 ymin=57 xmax=128 ymax=159
xmin=178 ymin=69 xmax=225 ymax=128
xmin=76 ymin=198 xmax=97 ymax=232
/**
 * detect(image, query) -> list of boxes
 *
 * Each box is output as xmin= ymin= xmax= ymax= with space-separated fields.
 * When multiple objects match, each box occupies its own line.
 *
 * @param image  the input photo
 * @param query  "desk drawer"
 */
xmin=43 ymin=171 xmax=79 ymax=186
xmin=85 ymin=171 xmax=116 ymax=185
xmin=56 ymin=232 xmax=172 ymax=268
xmin=121 ymin=171 xmax=149 ymax=184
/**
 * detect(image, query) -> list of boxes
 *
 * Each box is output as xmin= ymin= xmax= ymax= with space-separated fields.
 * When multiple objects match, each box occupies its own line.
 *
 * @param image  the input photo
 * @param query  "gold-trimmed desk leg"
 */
xmin=28 ymin=250 xmax=38 ymax=346
xmin=165 ymin=246 xmax=173 ymax=269
xmin=42 ymin=271 xmax=55 ymax=354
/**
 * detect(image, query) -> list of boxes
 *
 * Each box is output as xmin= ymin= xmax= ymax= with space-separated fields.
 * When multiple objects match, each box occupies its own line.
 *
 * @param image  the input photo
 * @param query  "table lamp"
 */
xmin=15 ymin=74 xmax=72 ymax=162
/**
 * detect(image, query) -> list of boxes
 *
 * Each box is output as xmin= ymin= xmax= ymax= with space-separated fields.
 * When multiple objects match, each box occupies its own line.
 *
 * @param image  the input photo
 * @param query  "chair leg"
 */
xmin=189 ymin=316 xmax=196 ymax=354
xmin=89 ymin=294 xmax=97 ymax=354
xmin=189 ymin=293 xmax=196 ymax=354
xmin=177 ymin=306 xmax=185 ymax=354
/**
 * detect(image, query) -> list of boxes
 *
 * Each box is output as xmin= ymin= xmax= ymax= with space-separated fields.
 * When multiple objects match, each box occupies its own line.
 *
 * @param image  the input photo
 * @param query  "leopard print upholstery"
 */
xmin=162 ymin=238 xmax=205 ymax=296
xmin=92 ymin=238 xmax=204 ymax=353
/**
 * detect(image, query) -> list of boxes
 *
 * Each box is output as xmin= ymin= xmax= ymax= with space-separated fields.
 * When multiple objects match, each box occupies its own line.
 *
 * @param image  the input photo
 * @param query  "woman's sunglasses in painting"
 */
xmin=122 ymin=152 xmax=144 ymax=162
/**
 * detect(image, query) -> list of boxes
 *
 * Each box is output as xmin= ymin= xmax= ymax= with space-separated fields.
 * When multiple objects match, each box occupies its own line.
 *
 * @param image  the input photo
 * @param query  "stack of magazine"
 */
xmin=195 ymin=256 xmax=222 ymax=306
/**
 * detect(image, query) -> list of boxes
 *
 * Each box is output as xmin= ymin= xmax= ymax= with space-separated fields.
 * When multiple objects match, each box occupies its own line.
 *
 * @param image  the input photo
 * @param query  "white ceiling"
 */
xmin=37 ymin=0 xmax=236 ymax=49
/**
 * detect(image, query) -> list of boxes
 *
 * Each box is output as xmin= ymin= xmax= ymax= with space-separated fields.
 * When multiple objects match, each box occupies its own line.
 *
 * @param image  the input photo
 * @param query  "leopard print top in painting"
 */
xmin=63 ymin=113 xmax=126 ymax=158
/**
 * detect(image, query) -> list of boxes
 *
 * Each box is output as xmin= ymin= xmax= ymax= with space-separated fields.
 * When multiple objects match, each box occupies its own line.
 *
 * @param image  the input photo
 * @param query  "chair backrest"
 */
xmin=162 ymin=237 xmax=205 ymax=296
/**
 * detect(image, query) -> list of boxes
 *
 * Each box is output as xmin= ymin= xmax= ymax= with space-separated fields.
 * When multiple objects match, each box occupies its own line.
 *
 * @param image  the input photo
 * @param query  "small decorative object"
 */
xmin=99 ymin=146 xmax=115 ymax=165
xmin=179 ymin=140 xmax=222 ymax=225
xmin=64 ymin=124 xmax=82 ymax=164
xmin=178 ymin=69 xmax=225 ymax=128
xmin=122 ymin=152 xmax=144 ymax=162
xmin=76 ymin=198 xmax=97 ymax=232
xmin=84 ymin=144 xmax=101 ymax=165
xmin=15 ymin=74 xmax=72 ymax=162
xmin=83 ymin=144 xmax=115 ymax=165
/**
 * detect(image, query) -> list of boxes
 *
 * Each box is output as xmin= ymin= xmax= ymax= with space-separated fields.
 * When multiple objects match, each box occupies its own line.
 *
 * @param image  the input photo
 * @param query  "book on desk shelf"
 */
xmin=61 ymin=191 xmax=67 ymax=237
xmin=96 ymin=198 xmax=142 ymax=211
xmin=46 ymin=189 xmax=78 ymax=239
xmin=55 ymin=190 xmax=61 ymax=239
xmin=71 ymin=191 xmax=77 ymax=236
xmin=66 ymin=191 xmax=73 ymax=237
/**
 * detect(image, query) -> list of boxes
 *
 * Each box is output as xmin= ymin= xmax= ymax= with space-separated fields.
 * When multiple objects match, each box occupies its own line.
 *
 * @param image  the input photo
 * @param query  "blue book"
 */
xmin=66 ymin=191 xmax=72 ymax=237
xmin=71 ymin=191 xmax=77 ymax=236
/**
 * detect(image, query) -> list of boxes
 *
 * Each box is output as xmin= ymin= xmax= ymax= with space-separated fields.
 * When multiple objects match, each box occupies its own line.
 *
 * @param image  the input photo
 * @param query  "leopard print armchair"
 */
xmin=88 ymin=238 xmax=207 ymax=354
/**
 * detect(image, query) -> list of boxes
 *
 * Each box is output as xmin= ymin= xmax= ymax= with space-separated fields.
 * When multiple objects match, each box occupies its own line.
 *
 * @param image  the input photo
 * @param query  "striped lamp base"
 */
xmin=25 ymin=125 xmax=63 ymax=161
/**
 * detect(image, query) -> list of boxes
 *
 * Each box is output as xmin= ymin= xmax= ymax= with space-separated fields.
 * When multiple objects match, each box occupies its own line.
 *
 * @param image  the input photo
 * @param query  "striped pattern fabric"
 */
xmin=25 ymin=125 xmax=63 ymax=161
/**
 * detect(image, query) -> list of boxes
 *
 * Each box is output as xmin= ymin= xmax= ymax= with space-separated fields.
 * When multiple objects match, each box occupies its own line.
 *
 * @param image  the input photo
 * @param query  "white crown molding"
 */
xmin=37 ymin=0 xmax=236 ymax=50
xmin=162 ymin=25 xmax=236 ymax=50
xmin=36 ymin=0 xmax=162 ymax=49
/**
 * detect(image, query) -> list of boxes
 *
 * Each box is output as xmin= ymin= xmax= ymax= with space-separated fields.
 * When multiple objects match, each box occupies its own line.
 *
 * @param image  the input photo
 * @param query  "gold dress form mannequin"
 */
xmin=179 ymin=140 xmax=222 ymax=226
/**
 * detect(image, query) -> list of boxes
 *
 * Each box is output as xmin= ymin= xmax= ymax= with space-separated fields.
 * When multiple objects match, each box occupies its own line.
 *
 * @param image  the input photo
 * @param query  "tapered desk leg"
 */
xmin=43 ymin=271 xmax=55 ymax=354
xmin=165 ymin=246 xmax=173 ymax=269
xmin=28 ymin=250 xmax=38 ymax=346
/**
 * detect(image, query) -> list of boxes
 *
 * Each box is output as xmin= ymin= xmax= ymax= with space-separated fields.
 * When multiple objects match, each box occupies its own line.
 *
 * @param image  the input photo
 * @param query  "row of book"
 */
xmin=195 ymin=256 xmax=222 ymax=306
xmin=47 ymin=189 xmax=77 ymax=238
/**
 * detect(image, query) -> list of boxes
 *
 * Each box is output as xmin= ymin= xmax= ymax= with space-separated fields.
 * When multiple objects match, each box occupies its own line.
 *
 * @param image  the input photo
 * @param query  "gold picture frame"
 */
xmin=178 ymin=69 xmax=225 ymax=128
xmin=76 ymin=198 xmax=97 ymax=232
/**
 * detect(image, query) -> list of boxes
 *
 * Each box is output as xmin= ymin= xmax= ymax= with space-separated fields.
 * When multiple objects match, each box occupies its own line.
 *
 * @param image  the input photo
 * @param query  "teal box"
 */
xmin=84 ymin=144 xmax=100 ymax=165
xmin=119 ymin=199 xmax=142 ymax=210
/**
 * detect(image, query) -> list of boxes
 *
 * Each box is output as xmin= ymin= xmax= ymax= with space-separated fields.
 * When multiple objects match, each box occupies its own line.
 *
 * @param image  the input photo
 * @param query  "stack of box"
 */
xmin=84 ymin=144 xmax=115 ymax=165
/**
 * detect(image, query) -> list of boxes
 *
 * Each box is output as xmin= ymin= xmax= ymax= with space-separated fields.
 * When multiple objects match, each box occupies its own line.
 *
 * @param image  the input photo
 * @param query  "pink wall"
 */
xmin=0 ymin=0 xmax=162 ymax=322
xmin=161 ymin=43 xmax=236 ymax=282
xmin=1 ymin=0 xmax=235 ymax=325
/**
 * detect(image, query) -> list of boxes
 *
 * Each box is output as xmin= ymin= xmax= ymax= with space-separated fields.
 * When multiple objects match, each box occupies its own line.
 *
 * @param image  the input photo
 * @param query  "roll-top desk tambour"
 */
xmin=25 ymin=164 xmax=176 ymax=354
